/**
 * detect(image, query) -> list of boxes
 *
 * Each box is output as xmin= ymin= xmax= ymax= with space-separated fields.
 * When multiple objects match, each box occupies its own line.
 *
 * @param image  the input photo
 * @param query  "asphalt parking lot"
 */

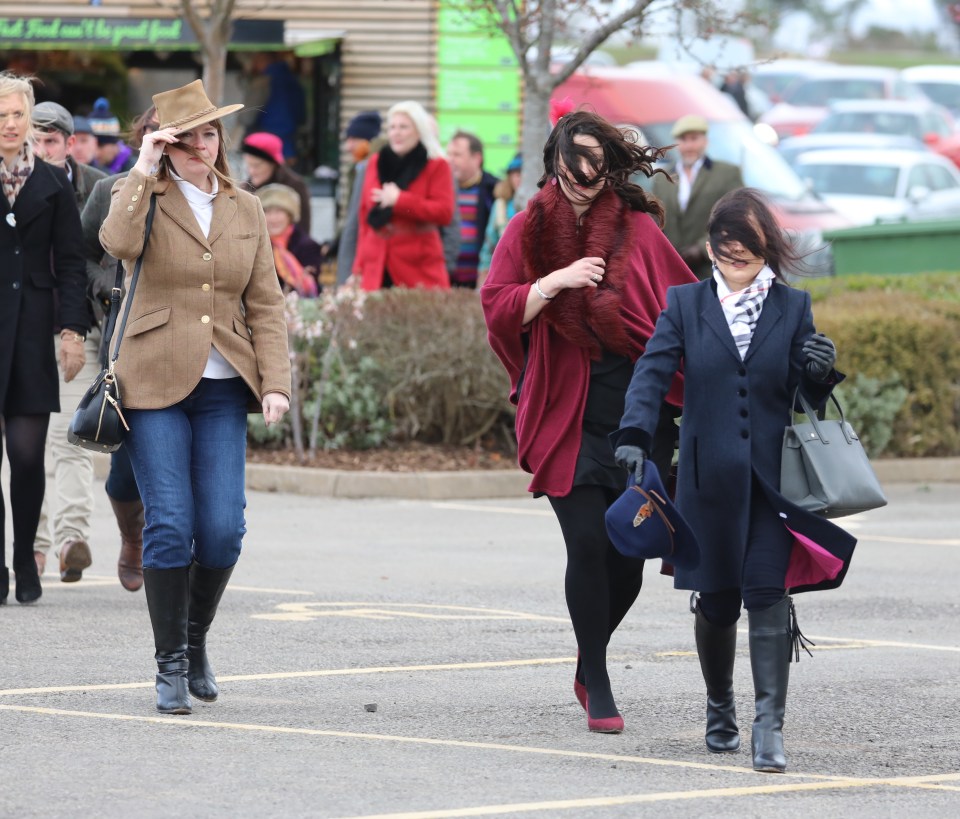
xmin=2 ymin=480 xmax=958 ymax=818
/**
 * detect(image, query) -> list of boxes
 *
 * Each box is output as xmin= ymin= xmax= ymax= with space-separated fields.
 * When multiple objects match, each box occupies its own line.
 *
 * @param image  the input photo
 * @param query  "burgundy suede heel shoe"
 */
xmin=573 ymin=652 xmax=587 ymax=712
xmin=585 ymin=696 xmax=624 ymax=734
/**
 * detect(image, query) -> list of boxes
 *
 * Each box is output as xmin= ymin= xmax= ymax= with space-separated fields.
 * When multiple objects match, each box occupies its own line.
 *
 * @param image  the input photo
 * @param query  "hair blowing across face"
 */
xmin=539 ymin=110 xmax=668 ymax=224
xmin=707 ymin=188 xmax=803 ymax=280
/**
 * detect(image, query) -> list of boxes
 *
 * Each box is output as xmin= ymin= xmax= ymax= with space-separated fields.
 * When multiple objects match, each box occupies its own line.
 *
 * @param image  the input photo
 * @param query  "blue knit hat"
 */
xmin=89 ymin=97 xmax=121 ymax=143
xmin=506 ymin=153 xmax=522 ymax=173
xmin=345 ymin=110 xmax=382 ymax=141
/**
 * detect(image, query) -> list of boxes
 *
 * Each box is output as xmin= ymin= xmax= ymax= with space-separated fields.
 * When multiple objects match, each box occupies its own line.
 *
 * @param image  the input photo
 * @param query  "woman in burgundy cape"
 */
xmin=481 ymin=111 xmax=697 ymax=733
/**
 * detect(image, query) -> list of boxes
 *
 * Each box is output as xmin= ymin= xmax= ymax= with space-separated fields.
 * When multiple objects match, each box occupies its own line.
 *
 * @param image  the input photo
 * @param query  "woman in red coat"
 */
xmin=354 ymin=100 xmax=453 ymax=290
xmin=481 ymin=111 xmax=697 ymax=733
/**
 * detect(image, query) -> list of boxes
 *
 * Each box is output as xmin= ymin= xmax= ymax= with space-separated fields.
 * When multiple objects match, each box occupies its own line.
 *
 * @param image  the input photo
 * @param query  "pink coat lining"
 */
xmin=785 ymin=526 xmax=845 ymax=589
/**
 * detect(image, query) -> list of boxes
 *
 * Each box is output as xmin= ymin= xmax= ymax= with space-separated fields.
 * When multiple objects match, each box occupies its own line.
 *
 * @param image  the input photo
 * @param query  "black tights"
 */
xmin=549 ymin=485 xmax=645 ymax=719
xmin=0 ymin=415 xmax=49 ymax=571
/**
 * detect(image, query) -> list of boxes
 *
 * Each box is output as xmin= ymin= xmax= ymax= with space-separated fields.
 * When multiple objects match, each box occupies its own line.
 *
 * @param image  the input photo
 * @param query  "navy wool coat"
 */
xmin=612 ymin=278 xmax=856 ymax=594
xmin=0 ymin=160 xmax=88 ymax=414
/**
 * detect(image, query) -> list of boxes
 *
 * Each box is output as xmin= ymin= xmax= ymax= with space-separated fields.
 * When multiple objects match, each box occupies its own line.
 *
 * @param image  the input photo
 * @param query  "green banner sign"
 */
xmin=0 ymin=17 xmax=284 ymax=49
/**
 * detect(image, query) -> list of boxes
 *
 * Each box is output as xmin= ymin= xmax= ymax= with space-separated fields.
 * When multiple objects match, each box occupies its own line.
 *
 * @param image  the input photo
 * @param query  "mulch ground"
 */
xmin=247 ymin=441 xmax=519 ymax=472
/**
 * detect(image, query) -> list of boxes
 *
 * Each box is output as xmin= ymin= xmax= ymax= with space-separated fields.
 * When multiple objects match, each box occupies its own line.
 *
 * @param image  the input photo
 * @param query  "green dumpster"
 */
xmin=823 ymin=218 xmax=960 ymax=275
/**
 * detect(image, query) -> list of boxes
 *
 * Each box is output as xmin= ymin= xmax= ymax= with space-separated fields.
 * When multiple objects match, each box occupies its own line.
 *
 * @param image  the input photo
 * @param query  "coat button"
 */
xmin=137 ymin=184 xmax=143 ymax=192
xmin=201 ymin=315 xmax=210 ymax=324
xmin=740 ymin=409 xmax=748 ymax=418
xmin=13 ymin=246 xmax=19 ymax=255
xmin=741 ymin=430 xmax=749 ymax=439
xmin=738 ymin=367 xmax=746 ymax=377
xmin=202 ymin=252 xmax=212 ymax=261
xmin=738 ymin=388 xmax=747 ymax=397
xmin=12 ymin=281 xmax=20 ymax=290
xmin=131 ymin=195 xmax=139 ymax=202
xmin=127 ymin=205 xmax=134 ymax=212
xmin=201 ymin=283 xmax=211 ymax=292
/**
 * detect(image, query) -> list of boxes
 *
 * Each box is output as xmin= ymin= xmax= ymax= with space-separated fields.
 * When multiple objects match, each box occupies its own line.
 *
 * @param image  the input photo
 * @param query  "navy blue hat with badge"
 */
xmin=605 ymin=466 xmax=700 ymax=570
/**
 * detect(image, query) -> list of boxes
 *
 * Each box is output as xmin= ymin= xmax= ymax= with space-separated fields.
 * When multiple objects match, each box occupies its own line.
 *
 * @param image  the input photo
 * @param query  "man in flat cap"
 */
xmin=30 ymin=101 xmax=107 ymax=582
xmin=652 ymin=114 xmax=743 ymax=280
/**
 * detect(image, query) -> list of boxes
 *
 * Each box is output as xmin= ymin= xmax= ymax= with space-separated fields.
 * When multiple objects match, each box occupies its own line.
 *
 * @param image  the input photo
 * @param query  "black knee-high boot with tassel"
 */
xmin=748 ymin=596 xmax=793 ymax=772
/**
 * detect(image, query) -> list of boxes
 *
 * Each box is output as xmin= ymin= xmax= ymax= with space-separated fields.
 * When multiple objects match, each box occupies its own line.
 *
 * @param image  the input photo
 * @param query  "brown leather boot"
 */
xmin=110 ymin=497 xmax=144 ymax=592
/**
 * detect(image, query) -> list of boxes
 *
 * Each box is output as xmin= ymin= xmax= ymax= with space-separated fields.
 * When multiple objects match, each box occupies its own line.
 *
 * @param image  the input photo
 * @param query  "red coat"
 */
xmin=481 ymin=200 xmax=696 ymax=497
xmin=355 ymin=152 xmax=454 ymax=290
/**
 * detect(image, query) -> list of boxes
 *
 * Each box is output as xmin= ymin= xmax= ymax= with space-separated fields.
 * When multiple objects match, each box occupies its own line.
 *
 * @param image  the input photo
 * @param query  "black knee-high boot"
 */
xmin=143 ymin=566 xmax=192 ymax=715
xmin=694 ymin=603 xmax=740 ymax=753
xmin=748 ymin=596 xmax=792 ymax=772
xmin=187 ymin=562 xmax=235 ymax=702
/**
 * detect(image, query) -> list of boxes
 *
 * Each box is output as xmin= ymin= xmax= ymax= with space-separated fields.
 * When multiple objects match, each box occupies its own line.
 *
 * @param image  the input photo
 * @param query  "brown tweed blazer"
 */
xmin=100 ymin=169 xmax=291 ymax=411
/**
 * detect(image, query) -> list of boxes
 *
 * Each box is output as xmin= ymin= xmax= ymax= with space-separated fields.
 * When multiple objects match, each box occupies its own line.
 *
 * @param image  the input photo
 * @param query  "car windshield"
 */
xmin=815 ymin=111 xmax=923 ymax=140
xmin=786 ymin=78 xmax=886 ymax=106
xmin=796 ymin=161 xmax=899 ymax=198
xmin=914 ymin=81 xmax=960 ymax=112
xmin=639 ymin=120 xmax=808 ymax=200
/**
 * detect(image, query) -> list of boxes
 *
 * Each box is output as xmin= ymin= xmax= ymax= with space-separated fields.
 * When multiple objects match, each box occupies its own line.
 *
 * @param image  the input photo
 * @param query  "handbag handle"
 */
xmin=791 ymin=388 xmax=855 ymax=446
xmin=103 ymin=194 xmax=158 ymax=367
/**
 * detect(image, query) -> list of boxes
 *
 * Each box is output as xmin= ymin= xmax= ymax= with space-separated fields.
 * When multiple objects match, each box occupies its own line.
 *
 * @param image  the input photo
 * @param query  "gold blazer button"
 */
xmin=202 ymin=252 xmax=212 ymax=261
xmin=201 ymin=315 xmax=210 ymax=324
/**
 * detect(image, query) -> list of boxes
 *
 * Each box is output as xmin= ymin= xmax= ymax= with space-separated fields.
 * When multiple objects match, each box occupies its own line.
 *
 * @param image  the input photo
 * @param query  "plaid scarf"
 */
xmin=714 ymin=264 xmax=775 ymax=359
xmin=1 ymin=142 xmax=35 ymax=207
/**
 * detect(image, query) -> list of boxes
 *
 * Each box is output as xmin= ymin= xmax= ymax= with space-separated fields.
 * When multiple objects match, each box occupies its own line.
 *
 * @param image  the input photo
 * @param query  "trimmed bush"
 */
xmin=803 ymin=275 xmax=960 ymax=457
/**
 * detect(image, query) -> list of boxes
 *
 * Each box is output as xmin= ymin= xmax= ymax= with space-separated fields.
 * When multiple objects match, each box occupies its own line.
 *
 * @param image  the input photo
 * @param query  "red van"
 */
xmin=553 ymin=66 xmax=853 ymax=272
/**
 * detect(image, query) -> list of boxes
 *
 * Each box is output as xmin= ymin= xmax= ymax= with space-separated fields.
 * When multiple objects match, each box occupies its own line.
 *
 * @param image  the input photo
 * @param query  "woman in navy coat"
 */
xmin=612 ymin=189 xmax=855 ymax=773
xmin=0 ymin=71 xmax=88 ymax=605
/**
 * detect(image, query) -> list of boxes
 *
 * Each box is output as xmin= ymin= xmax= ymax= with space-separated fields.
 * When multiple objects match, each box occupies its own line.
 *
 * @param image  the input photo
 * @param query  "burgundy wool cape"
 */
xmin=481 ymin=184 xmax=697 ymax=496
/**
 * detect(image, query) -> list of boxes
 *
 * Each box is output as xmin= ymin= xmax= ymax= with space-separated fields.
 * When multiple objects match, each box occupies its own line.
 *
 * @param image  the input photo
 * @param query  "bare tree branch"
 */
xmin=549 ymin=0 xmax=657 ymax=88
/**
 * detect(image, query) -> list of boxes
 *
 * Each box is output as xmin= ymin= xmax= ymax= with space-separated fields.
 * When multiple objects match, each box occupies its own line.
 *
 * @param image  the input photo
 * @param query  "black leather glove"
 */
xmin=614 ymin=445 xmax=647 ymax=485
xmin=803 ymin=333 xmax=836 ymax=382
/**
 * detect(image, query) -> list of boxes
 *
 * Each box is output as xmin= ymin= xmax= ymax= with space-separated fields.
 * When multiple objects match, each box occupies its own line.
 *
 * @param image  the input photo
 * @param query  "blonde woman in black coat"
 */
xmin=0 ymin=71 xmax=88 ymax=605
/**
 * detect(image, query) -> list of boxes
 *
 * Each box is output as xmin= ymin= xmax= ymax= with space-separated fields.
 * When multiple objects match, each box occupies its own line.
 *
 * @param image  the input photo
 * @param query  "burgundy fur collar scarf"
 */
xmin=522 ymin=183 xmax=635 ymax=360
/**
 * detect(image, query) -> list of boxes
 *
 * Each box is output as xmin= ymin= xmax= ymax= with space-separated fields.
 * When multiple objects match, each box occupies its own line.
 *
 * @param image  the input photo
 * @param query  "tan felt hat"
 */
xmin=153 ymin=79 xmax=243 ymax=133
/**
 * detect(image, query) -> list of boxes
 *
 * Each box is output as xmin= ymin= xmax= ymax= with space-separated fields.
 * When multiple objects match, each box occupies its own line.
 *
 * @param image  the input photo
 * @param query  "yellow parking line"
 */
xmin=430 ymin=502 xmax=553 ymax=517
xmin=0 ymin=702 xmax=857 ymax=782
xmin=0 ymin=657 xmax=581 ymax=697
xmin=860 ymin=535 xmax=960 ymax=547
xmin=333 ymin=780 xmax=874 ymax=819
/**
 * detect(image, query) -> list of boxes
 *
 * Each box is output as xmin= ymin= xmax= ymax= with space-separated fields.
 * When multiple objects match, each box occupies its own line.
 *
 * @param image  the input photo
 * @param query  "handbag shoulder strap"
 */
xmin=108 ymin=194 xmax=158 ymax=366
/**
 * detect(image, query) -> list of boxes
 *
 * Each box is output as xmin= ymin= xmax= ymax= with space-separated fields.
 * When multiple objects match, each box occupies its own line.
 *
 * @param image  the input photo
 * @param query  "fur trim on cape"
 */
xmin=522 ymin=184 xmax=638 ymax=360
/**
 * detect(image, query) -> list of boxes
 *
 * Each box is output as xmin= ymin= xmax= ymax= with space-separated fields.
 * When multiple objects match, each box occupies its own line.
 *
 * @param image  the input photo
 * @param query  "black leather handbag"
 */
xmin=68 ymin=195 xmax=156 ymax=453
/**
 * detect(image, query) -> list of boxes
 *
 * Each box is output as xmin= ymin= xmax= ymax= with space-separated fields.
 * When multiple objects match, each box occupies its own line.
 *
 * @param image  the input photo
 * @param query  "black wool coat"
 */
xmin=612 ymin=278 xmax=856 ymax=595
xmin=0 ymin=160 xmax=88 ymax=414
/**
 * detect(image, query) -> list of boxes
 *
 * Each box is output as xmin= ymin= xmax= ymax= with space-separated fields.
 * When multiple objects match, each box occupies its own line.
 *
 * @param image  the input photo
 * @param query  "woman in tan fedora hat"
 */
xmin=100 ymin=79 xmax=291 ymax=715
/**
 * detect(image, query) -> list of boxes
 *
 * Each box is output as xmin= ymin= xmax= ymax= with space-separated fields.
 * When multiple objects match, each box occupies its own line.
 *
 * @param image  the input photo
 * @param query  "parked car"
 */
xmin=760 ymin=65 xmax=927 ymax=139
xmin=778 ymin=132 xmax=927 ymax=170
xmin=792 ymin=148 xmax=960 ymax=225
xmin=901 ymin=64 xmax=960 ymax=118
xmin=752 ymin=59 xmax=835 ymax=103
xmin=553 ymin=66 xmax=853 ymax=272
xmin=811 ymin=99 xmax=960 ymax=166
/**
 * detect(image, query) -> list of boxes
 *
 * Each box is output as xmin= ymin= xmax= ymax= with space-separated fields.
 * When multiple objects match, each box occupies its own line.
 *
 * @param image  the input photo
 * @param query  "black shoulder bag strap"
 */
xmin=102 ymin=194 xmax=158 ymax=369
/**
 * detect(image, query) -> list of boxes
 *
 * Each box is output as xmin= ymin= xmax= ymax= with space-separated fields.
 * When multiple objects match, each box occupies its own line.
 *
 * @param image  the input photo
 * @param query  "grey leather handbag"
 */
xmin=780 ymin=390 xmax=887 ymax=519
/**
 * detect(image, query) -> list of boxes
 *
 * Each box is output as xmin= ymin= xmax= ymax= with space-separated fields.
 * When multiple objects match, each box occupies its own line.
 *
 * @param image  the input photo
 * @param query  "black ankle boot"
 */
xmin=13 ymin=549 xmax=42 ymax=605
xmin=143 ymin=566 xmax=192 ymax=715
xmin=748 ymin=597 xmax=792 ymax=773
xmin=187 ymin=562 xmax=236 ymax=702
xmin=694 ymin=603 xmax=740 ymax=753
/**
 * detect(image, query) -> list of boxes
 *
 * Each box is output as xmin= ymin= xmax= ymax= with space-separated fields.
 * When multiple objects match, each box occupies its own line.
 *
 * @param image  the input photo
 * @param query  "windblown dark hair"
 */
xmin=539 ymin=109 xmax=668 ymax=225
xmin=157 ymin=117 xmax=237 ymax=190
xmin=707 ymin=188 xmax=804 ymax=281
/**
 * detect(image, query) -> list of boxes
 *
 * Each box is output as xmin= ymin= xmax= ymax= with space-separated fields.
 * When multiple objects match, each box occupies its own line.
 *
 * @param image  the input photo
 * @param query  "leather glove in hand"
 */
xmin=59 ymin=335 xmax=86 ymax=383
xmin=614 ymin=445 xmax=647 ymax=485
xmin=803 ymin=333 xmax=836 ymax=382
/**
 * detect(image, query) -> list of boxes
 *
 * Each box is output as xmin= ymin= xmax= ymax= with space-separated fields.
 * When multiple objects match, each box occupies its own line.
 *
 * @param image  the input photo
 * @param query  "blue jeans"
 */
xmin=124 ymin=378 xmax=250 ymax=570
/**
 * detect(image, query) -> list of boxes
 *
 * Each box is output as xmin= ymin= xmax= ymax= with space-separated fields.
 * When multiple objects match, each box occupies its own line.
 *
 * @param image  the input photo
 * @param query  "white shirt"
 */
xmin=171 ymin=172 xmax=239 ymax=380
xmin=677 ymin=157 xmax=705 ymax=212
